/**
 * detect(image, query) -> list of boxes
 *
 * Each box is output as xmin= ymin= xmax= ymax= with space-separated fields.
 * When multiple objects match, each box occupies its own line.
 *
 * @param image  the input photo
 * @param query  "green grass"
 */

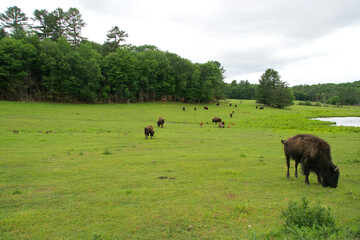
xmin=0 ymin=100 xmax=359 ymax=239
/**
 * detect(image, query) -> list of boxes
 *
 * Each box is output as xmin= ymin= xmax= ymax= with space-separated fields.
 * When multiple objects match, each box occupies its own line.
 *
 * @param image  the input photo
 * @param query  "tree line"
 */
xmin=0 ymin=6 xmax=225 ymax=103
xmin=225 ymin=78 xmax=359 ymax=106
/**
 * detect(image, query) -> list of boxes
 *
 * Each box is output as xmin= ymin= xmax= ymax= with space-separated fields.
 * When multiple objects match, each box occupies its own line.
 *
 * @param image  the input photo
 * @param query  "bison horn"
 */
xmin=334 ymin=167 xmax=339 ymax=172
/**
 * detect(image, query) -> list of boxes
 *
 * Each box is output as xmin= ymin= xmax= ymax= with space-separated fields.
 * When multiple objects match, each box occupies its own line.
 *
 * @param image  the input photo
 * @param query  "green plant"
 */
xmin=282 ymin=198 xmax=336 ymax=230
xmin=102 ymin=148 xmax=112 ymax=155
xmin=281 ymin=198 xmax=337 ymax=239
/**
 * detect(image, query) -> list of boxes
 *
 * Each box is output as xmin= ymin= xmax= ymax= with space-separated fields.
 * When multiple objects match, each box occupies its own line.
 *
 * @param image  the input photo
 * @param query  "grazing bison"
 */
xmin=157 ymin=117 xmax=165 ymax=128
xmin=216 ymin=103 xmax=220 ymax=106
xmin=212 ymin=117 xmax=222 ymax=123
xmin=260 ymin=106 xmax=264 ymax=110
xmin=256 ymin=106 xmax=258 ymax=109
xmin=194 ymin=107 xmax=196 ymax=111
xmin=230 ymin=113 xmax=233 ymax=118
xmin=281 ymin=134 xmax=339 ymax=188
xmin=204 ymin=106 xmax=208 ymax=110
xmin=219 ymin=122 xmax=225 ymax=128
xmin=144 ymin=125 xmax=155 ymax=139
xmin=229 ymin=103 xmax=232 ymax=106
xmin=183 ymin=107 xmax=185 ymax=111
xmin=235 ymin=104 xmax=237 ymax=107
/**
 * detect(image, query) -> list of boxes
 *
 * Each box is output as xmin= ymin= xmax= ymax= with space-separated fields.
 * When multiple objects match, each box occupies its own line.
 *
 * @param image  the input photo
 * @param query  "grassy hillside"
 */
xmin=1 ymin=100 xmax=359 ymax=239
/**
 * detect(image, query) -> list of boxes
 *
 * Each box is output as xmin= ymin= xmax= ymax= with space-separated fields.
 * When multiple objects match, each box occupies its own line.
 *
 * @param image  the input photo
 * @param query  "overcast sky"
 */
xmin=2 ymin=0 xmax=360 ymax=86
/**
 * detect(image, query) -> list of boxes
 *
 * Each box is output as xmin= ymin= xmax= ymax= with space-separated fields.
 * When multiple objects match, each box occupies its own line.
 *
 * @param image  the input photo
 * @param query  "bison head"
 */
xmin=322 ymin=166 xmax=339 ymax=188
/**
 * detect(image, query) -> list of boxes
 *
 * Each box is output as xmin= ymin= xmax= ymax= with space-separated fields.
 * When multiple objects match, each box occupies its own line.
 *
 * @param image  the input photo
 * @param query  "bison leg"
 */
xmin=316 ymin=172 xmax=322 ymax=184
xmin=303 ymin=166 xmax=311 ymax=186
xmin=294 ymin=161 xmax=299 ymax=178
xmin=286 ymin=155 xmax=290 ymax=179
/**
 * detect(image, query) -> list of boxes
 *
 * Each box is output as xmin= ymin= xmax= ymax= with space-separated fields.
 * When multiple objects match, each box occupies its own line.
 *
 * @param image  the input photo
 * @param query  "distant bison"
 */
xmin=281 ymin=134 xmax=339 ymax=188
xmin=157 ymin=117 xmax=165 ymax=128
xmin=183 ymin=107 xmax=185 ymax=111
xmin=219 ymin=122 xmax=225 ymax=128
xmin=144 ymin=125 xmax=155 ymax=139
xmin=194 ymin=107 xmax=196 ymax=111
xmin=260 ymin=106 xmax=264 ymax=110
xmin=230 ymin=113 xmax=233 ymax=118
xmin=204 ymin=106 xmax=208 ymax=110
xmin=212 ymin=117 xmax=222 ymax=123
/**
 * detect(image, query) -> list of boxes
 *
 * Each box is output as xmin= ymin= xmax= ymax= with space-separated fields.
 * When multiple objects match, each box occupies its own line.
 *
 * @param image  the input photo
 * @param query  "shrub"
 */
xmin=282 ymin=198 xmax=336 ymax=230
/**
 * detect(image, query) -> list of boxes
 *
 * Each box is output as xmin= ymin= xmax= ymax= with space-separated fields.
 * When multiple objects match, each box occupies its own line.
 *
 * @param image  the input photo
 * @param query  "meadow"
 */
xmin=0 ymin=100 xmax=359 ymax=239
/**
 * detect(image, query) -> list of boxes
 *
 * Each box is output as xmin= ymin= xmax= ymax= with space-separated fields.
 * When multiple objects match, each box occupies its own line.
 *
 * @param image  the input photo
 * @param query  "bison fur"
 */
xmin=157 ymin=117 xmax=165 ymax=128
xmin=212 ymin=117 xmax=222 ymax=123
xmin=145 ymin=125 xmax=155 ymax=139
xmin=281 ymin=134 xmax=339 ymax=188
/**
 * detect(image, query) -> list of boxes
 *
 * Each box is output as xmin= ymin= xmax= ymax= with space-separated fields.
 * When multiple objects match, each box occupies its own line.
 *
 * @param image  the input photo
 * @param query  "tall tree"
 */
xmin=104 ymin=26 xmax=128 ymax=53
xmin=51 ymin=8 xmax=66 ymax=41
xmin=0 ymin=6 xmax=28 ymax=37
xmin=256 ymin=69 xmax=293 ymax=108
xmin=64 ymin=8 xmax=86 ymax=45
xmin=31 ymin=9 xmax=52 ymax=40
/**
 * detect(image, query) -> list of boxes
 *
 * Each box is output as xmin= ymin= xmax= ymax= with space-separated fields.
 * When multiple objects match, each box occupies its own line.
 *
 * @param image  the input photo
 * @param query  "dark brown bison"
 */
xmin=218 ymin=122 xmax=225 ymax=128
xmin=260 ymin=106 xmax=264 ymax=110
xmin=230 ymin=113 xmax=233 ymax=118
xmin=235 ymin=104 xmax=237 ymax=107
xmin=281 ymin=134 xmax=339 ymax=188
xmin=183 ymin=107 xmax=185 ymax=111
xmin=144 ymin=125 xmax=155 ymax=139
xmin=212 ymin=117 xmax=222 ymax=123
xmin=204 ymin=106 xmax=208 ymax=110
xmin=229 ymin=103 xmax=232 ymax=106
xmin=194 ymin=107 xmax=196 ymax=111
xmin=157 ymin=117 xmax=165 ymax=128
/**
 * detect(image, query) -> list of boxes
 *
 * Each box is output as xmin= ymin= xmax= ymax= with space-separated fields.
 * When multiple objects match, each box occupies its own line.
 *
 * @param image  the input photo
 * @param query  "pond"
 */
xmin=310 ymin=117 xmax=360 ymax=127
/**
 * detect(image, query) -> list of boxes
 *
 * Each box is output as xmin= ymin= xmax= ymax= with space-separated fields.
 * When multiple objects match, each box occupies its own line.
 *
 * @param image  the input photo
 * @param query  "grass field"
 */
xmin=1 ymin=100 xmax=359 ymax=239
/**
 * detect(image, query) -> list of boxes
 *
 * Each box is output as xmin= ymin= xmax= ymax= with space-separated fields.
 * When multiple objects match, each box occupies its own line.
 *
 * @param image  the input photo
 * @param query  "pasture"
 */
xmin=0 ymin=100 xmax=359 ymax=239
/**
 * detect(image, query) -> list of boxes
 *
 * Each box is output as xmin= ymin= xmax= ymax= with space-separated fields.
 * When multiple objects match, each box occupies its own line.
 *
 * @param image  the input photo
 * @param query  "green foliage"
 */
xmin=282 ymin=198 xmax=336 ymax=231
xmin=225 ymin=80 xmax=256 ymax=99
xmin=293 ymin=81 xmax=360 ymax=106
xmin=0 ymin=6 xmax=226 ymax=103
xmin=256 ymin=69 xmax=294 ymax=108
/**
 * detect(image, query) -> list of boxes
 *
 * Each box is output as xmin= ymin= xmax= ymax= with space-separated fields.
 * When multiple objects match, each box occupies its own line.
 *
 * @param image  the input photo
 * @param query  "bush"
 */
xmin=282 ymin=198 xmax=335 ymax=230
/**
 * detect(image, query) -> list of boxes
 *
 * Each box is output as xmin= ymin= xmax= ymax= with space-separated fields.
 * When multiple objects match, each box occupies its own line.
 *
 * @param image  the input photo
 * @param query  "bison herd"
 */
xmin=144 ymin=103 xmax=340 ymax=188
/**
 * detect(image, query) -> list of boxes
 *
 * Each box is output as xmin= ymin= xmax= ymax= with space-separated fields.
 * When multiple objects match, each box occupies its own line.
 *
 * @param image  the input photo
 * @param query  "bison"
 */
xmin=157 ymin=117 xmax=165 ymax=128
xmin=183 ymin=107 xmax=185 ymax=111
xmin=204 ymin=106 xmax=208 ymax=110
xmin=212 ymin=117 xmax=222 ymax=123
xmin=219 ymin=122 xmax=225 ymax=128
xmin=281 ymin=134 xmax=339 ymax=188
xmin=230 ymin=113 xmax=233 ymax=118
xmin=144 ymin=125 xmax=155 ymax=139
xmin=260 ymin=106 xmax=264 ymax=110
xmin=194 ymin=107 xmax=197 ymax=111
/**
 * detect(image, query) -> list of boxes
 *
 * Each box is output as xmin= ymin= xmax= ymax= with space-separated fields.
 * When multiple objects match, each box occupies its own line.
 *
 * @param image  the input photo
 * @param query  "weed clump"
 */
xmin=281 ymin=198 xmax=337 ymax=239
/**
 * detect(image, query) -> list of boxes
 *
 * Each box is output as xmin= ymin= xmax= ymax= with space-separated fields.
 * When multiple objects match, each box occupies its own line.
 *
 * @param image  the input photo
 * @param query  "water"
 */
xmin=310 ymin=117 xmax=360 ymax=127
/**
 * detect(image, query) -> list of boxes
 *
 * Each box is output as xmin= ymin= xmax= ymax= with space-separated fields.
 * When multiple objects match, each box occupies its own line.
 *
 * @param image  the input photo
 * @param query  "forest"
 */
xmin=225 ymin=80 xmax=360 ymax=105
xmin=0 ymin=6 xmax=225 ymax=103
xmin=1 ymin=6 xmax=359 ymax=105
